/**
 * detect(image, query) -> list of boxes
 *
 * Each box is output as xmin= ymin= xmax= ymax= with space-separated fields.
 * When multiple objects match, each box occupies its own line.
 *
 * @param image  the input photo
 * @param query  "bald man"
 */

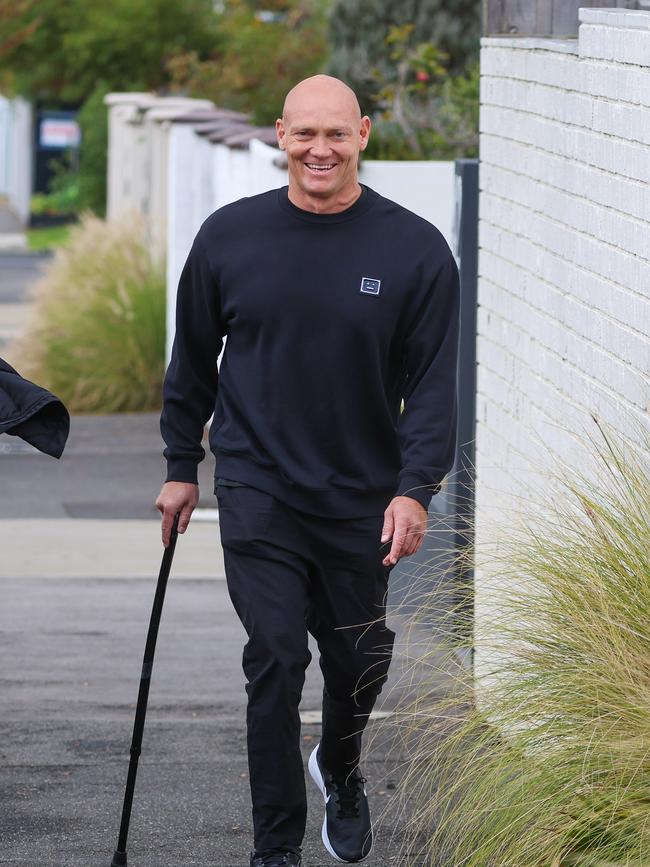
xmin=157 ymin=74 xmax=460 ymax=867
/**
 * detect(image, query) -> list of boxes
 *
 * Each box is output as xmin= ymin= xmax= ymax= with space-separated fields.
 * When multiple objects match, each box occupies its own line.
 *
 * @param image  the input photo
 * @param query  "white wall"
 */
xmin=166 ymin=122 xmax=217 ymax=360
xmin=475 ymin=8 xmax=650 ymax=685
xmin=249 ymin=138 xmax=287 ymax=195
xmin=104 ymin=93 xmax=213 ymax=228
xmin=105 ymin=93 xmax=156 ymax=222
xmin=360 ymin=159 xmax=455 ymax=251
xmin=0 ymin=95 xmax=32 ymax=226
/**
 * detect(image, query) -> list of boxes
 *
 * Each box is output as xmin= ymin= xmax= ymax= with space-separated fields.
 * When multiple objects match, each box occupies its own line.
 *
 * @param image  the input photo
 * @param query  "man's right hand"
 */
xmin=155 ymin=481 xmax=200 ymax=547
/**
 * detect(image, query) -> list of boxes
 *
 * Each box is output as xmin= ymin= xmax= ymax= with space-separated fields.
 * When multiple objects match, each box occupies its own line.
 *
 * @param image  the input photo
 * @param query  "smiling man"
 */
xmin=277 ymin=75 xmax=371 ymax=210
xmin=156 ymin=74 xmax=460 ymax=867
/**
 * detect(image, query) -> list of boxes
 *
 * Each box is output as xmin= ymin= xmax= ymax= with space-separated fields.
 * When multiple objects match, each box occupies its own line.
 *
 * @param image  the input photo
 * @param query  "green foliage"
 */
xmin=328 ymin=0 xmax=480 ymax=113
xmin=26 ymin=224 xmax=71 ymax=251
xmin=363 ymin=24 xmax=479 ymax=160
xmin=76 ymin=83 xmax=110 ymax=216
xmin=30 ymin=186 xmax=78 ymax=218
xmin=0 ymin=0 xmax=221 ymax=102
xmin=166 ymin=0 xmax=329 ymax=125
xmin=30 ymin=149 xmax=80 ymax=216
xmin=328 ymin=2 xmax=480 ymax=160
xmin=376 ymin=416 xmax=650 ymax=866
xmin=1 ymin=0 xmax=219 ymax=217
xmin=13 ymin=212 xmax=166 ymax=413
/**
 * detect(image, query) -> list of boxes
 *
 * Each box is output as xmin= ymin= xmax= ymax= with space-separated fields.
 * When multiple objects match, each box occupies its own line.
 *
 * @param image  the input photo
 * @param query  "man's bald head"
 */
xmin=276 ymin=73 xmax=371 ymax=213
xmin=282 ymin=74 xmax=361 ymax=124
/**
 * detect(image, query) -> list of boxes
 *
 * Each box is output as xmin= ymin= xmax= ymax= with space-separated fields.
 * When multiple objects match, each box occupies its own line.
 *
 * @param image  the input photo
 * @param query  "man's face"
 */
xmin=276 ymin=94 xmax=371 ymax=202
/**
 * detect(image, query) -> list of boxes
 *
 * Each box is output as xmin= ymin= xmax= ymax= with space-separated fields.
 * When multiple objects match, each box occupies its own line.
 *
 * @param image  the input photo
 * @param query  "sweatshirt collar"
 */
xmin=277 ymin=184 xmax=377 ymax=224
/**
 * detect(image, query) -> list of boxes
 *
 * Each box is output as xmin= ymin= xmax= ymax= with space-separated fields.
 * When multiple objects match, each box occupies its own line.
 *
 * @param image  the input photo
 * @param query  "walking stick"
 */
xmin=111 ymin=511 xmax=181 ymax=867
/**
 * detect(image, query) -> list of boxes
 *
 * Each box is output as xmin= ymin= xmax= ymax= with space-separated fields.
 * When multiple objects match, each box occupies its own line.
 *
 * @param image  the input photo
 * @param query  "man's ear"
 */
xmin=359 ymin=115 xmax=372 ymax=152
xmin=276 ymin=118 xmax=286 ymax=150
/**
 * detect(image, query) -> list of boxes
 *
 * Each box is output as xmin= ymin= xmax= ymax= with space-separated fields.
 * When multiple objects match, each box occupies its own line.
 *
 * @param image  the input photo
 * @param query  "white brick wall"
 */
xmin=475 ymin=9 xmax=650 ymax=683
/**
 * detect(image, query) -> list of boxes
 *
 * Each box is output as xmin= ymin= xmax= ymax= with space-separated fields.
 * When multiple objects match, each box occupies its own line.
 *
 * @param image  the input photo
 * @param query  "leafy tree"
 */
xmin=0 ymin=0 xmax=221 ymax=101
xmin=0 ymin=0 xmax=221 ymax=213
xmin=0 ymin=0 xmax=38 ymax=66
xmin=166 ymin=0 xmax=329 ymax=125
xmin=327 ymin=0 xmax=480 ymax=113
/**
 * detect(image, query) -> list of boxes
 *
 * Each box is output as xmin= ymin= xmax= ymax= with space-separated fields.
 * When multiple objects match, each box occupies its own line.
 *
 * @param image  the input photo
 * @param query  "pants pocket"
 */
xmin=217 ymin=484 xmax=276 ymax=549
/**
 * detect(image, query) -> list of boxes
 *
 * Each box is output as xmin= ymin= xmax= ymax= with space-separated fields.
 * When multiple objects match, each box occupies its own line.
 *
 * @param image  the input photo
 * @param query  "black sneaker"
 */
xmin=308 ymin=743 xmax=373 ymax=863
xmin=249 ymin=848 xmax=302 ymax=866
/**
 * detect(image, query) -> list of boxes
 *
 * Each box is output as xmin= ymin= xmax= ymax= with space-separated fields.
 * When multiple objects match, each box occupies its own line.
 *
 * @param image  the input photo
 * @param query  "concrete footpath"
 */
xmin=0 ymin=251 xmax=50 ymax=353
xmin=0 ymin=412 xmax=451 ymax=866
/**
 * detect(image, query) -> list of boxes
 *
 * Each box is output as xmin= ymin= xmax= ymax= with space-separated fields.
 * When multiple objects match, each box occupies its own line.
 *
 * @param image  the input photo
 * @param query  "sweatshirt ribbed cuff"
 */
xmin=394 ymin=474 xmax=441 ymax=511
xmin=165 ymin=458 xmax=200 ymax=485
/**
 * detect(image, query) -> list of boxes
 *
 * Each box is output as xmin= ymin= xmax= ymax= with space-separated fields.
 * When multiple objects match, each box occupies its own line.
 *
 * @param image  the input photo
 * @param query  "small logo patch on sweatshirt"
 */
xmin=360 ymin=277 xmax=381 ymax=295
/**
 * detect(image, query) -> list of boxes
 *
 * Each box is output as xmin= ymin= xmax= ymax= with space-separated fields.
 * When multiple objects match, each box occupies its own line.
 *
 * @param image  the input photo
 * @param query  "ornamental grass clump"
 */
xmin=377 ymin=416 xmax=650 ymax=866
xmin=13 ymin=211 xmax=165 ymax=413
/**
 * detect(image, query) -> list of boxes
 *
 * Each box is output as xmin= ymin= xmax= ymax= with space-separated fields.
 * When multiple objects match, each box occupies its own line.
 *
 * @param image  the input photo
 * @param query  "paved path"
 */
xmin=2 ymin=575 xmax=443 ymax=867
xmin=0 ymin=251 xmax=50 ymax=354
xmin=0 ymin=409 xmax=453 ymax=866
xmin=1 ymin=413 xmax=220 ymax=578
xmin=0 ymin=202 xmax=27 ymax=251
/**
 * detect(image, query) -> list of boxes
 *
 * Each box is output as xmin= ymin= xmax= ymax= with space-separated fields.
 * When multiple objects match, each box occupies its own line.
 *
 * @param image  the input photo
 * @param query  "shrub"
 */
xmin=327 ymin=0 xmax=480 ymax=113
xmin=363 ymin=26 xmax=479 ymax=160
xmin=376 ymin=415 xmax=650 ymax=866
xmin=77 ymin=82 xmax=110 ymax=216
xmin=30 ymin=149 xmax=81 ymax=217
xmin=13 ymin=211 xmax=166 ymax=413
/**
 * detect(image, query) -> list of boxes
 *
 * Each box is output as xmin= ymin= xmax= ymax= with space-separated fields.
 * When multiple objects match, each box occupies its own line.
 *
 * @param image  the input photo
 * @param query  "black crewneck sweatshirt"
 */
xmin=160 ymin=184 xmax=460 ymax=517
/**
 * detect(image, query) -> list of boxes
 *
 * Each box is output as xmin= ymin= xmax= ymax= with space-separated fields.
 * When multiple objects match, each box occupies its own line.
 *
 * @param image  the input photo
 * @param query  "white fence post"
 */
xmin=0 ymin=94 xmax=33 ymax=228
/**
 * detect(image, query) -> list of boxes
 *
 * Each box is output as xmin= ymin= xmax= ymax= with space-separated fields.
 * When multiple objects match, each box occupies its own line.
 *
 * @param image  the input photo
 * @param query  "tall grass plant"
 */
xmin=372 ymin=415 xmax=650 ymax=866
xmin=13 ymin=211 xmax=165 ymax=413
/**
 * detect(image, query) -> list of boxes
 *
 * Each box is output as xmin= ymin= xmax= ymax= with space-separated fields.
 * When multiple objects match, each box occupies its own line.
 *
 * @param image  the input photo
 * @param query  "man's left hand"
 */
xmin=381 ymin=496 xmax=428 ymax=566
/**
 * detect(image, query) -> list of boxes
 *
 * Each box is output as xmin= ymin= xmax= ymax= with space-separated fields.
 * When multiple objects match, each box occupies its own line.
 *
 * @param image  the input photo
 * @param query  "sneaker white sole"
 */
xmin=308 ymin=744 xmax=373 ymax=864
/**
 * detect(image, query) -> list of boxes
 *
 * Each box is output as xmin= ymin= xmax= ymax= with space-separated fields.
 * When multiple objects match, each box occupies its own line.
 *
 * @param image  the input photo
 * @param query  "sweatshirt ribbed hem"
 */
xmin=165 ymin=457 xmax=200 ymax=485
xmin=213 ymin=453 xmax=396 ymax=519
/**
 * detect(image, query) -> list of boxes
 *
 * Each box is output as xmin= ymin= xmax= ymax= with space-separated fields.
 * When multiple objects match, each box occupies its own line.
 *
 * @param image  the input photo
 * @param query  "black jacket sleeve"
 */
xmin=160 ymin=232 xmax=225 ymax=484
xmin=394 ymin=252 xmax=460 ymax=511
xmin=0 ymin=357 xmax=70 ymax=458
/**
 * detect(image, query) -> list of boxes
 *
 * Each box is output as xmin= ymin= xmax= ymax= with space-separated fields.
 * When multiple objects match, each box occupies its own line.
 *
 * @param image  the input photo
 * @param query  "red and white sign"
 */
xmin=40 ymin=118 xmax=81 ymax=149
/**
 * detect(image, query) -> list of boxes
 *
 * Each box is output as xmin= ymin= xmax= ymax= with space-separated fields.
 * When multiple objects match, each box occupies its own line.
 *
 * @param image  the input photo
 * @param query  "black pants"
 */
xmin=216 ymin=483 xmax=396 ymax=853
